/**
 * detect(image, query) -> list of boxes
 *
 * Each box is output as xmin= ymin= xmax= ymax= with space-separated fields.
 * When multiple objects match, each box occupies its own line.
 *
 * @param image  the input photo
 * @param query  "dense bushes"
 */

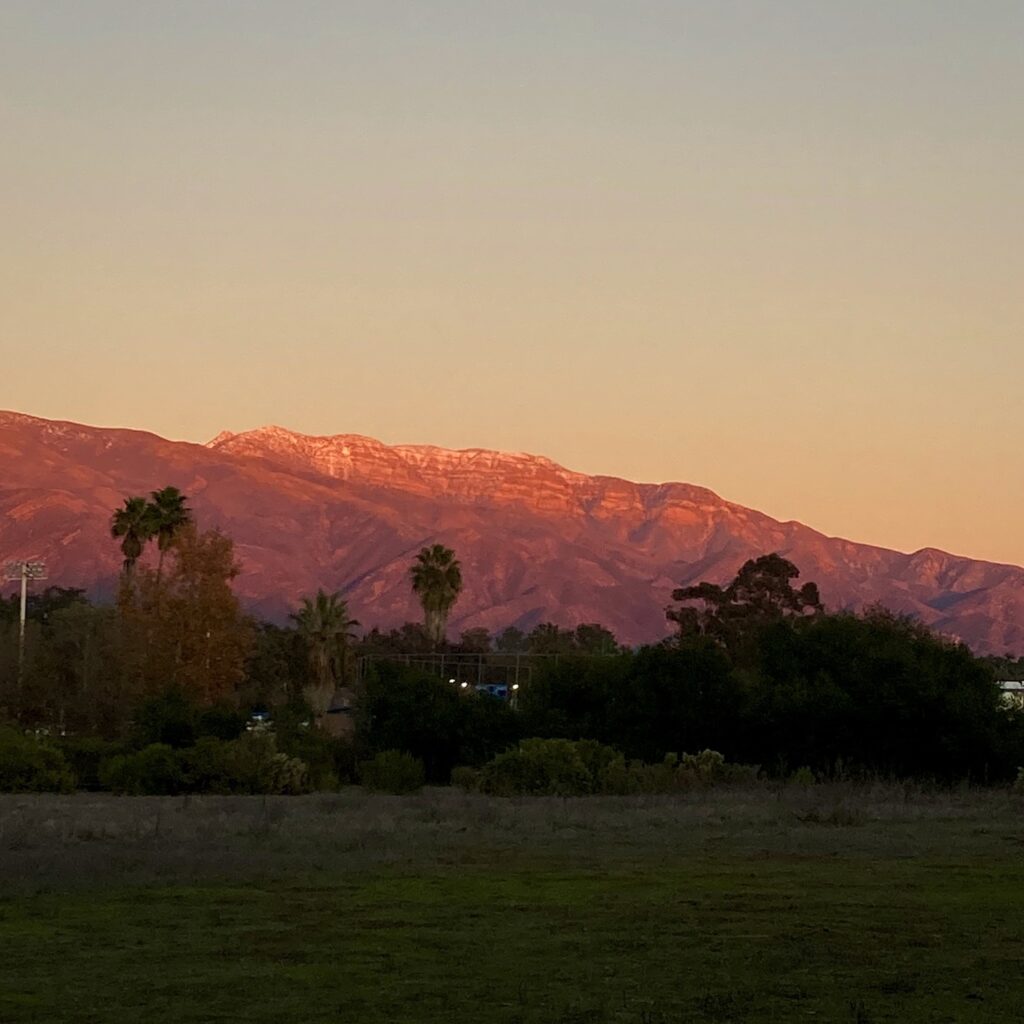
xmin=99 ymin=733 xmax=310 ymax=795
xmin=358 ymin=661 xmax=521 ymax=783
xmin=0 ymin=727 xmax=76 ymax=792
xmin=747 ymin=612 xmax=1007 ymax=780
xmin=520 ymin=612 xmax=1023 ymax=782
xmin=521 ymin=646 xmax=747 ymax=763
xmin=359 ymin=750 xmax=426 ymax=794
xmin=2 ymin=596 xmax=1022 ymax=794
xmin=461 ymin=738 xmax=758 ymax=797
xmin=132 ymin=690 xmax=247 ymax=749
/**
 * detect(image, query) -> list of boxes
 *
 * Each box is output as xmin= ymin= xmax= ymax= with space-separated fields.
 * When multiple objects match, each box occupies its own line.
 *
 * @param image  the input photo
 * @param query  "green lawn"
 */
xmin=1 ymin=788 xmax=1023 ymax=1022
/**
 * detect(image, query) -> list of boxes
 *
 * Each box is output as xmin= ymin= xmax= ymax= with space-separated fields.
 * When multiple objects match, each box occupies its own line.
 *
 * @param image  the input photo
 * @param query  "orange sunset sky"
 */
xmin=2 ymin=2 xmax=1022 ymax=566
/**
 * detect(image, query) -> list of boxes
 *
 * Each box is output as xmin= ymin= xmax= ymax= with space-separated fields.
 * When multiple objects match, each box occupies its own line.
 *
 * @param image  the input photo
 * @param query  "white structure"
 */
xmin=997 ymin=681 xmax=1024 ymax=710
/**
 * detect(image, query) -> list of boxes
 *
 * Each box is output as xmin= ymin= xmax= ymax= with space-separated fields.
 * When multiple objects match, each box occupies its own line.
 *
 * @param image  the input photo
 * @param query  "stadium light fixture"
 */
xmin=4 ymin=560 xmax=48 ymax=679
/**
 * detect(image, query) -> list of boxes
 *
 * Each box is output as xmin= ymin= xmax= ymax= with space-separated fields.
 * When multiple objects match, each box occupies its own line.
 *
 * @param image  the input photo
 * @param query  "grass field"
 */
xmin=2 ymin=785 xmax=1023 ymax=1022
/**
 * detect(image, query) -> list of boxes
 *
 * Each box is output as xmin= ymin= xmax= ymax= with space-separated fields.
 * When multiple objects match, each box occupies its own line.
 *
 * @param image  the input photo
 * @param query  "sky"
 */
xmin=1 ymin=1 xmax=1022 ymax=566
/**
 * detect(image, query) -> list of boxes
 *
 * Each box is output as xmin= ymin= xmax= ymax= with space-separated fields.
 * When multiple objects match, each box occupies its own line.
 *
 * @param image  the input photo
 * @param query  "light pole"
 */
xmin=4 ymin=560 xmax=47 ymax=680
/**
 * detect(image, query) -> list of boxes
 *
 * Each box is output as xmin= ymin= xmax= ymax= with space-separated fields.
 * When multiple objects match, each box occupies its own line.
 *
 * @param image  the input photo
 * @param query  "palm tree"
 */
xmin=149 ymin=486 xmax=193 ymax=583
xmin=110 ymin=496 xmax=156 ymax=577
xmin=290 ymin=590 xmax=360 ymax=716
xmin=410 ymin=544 xmax=462 ymax=648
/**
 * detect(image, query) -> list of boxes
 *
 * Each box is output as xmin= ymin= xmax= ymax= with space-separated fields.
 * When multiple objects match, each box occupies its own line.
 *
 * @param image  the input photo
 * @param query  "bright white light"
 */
xmin=460 ymin=681 xmax=468 ymax=688
xmin=449 ymin=678 xmax=456 ymax=684
xmin=512 ymin=684 xmax=520 ymax=690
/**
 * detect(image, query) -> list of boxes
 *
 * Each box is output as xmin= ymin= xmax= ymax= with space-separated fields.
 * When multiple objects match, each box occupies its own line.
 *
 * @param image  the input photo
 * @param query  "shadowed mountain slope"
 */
xmin=2 ymin=411 xmax=1022 ymax=654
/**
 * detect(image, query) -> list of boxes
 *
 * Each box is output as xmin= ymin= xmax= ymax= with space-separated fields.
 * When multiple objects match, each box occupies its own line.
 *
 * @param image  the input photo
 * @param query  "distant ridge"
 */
xmin=1 ymin=410 xmax=1022 ymax=654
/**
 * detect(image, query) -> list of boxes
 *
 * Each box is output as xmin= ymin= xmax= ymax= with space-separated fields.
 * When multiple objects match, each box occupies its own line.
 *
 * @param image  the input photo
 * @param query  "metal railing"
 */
xmin=355 ymin=650 xmax=612 ymax=691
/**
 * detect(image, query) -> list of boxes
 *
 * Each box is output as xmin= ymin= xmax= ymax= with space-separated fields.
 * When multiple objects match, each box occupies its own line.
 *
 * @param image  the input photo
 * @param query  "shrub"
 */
xmin=196 ymin=706 xmax=247 ymax=741
xmin=789 ymin=766 xmax=817 ymax=787
xmin=100 ymin=743 xmax=186 ymax=795
xmin=220 ymin=733 xmax=310 ymax=795
xmin=477 ymin=739 xmax=759 ymax=797
xmin=681 ymin=748 xmax=725 ymax=780
xmin=359 ymin=750 xmax=426 ymax=794
xmin=132 ymin=690 xmax=198 ymax=749
xmin=478 ymin=738 xmax=606 ymax=796
xmin=99 ymin=734 xmax=311 ymax=795
xmin=276 ymin=726 xmax=349 ymax=790
xmin=59 ymin=737 xmax=127 ymax=791
xmin=0 ymin=727 xmax=76 ymax=793
xmin=450 ymin=766 xmax=480 ymax=792
xmin=358 ymin=662 xmax=521 ymax=783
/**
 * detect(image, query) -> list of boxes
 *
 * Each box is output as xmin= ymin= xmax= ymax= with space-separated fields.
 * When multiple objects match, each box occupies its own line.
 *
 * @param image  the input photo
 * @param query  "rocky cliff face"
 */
xmin=2 ymin=410 xmax=1022 ymax=654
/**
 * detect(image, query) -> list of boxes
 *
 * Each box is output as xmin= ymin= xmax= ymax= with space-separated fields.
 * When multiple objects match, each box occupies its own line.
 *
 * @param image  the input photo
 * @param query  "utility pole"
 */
xmin=4 ymin=560 xmax=47 ymax=681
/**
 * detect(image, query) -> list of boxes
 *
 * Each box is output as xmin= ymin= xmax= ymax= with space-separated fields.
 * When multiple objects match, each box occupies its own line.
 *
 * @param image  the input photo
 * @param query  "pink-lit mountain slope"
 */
xmin=1 ymin=411 xmax=1022 ymax=654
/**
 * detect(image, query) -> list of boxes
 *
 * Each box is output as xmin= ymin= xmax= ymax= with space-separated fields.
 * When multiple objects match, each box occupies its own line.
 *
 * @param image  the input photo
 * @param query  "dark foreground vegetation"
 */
xmin=2 ymin=508 xmax=1024 ymax=794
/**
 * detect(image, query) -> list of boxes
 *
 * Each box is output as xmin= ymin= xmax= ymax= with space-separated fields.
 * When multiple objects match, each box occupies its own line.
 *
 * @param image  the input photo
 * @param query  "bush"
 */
xmin=275 ymin=724 xmax=350 ymax=790
xmin=216 ymin=733 xmax=310 ymax=795
xmin=132 ymin=690 xmax=198 ymax=748
xmin=359 ymin=750 xmax=425 ymax=794
xmin=477 ymin=739 xmax=759 ymax=797
xmin=0 ymin=727 xmax=76 ymax=793
xmin=196 ymin=706 xmax=247 ymax=741
xmin=479 ymin=738 xmax=606 ymax=796
xmin=100 ymin=743 xmax=186 ymax=795
xmin=58 ymin=737 xmax=127 ymax=791
xmin=450 ymin=766 xmax=480 ymax=792
xmin=99 ymin=734 xmax=311 ymax=795
xmin=358 ymin=662 xmax=521 ymax=783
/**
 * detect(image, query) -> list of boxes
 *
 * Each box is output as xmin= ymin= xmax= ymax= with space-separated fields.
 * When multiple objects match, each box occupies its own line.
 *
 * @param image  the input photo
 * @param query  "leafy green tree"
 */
xmin=120 ymin=525 xmax=252 ymax=706
xmin=749 ymin=608 xmax=1004 ymax=779
xmin=149 ymin=486 xmax=193 ymax=583
xmin=573 ymin=623 xmax=620 ymax=655
xmin=667 ymin=553 xmax=822 ymax=655
xmin=410 ymin=544 xmax=462 ymax=647
xmin=25 ymin=587 xmax=89 ymax=623
xmin=357 ymin=661 xmax=520 ymax=783
xmin=291 ymin=589 xmax=360 ymax=716
xmin=527 ymin=622 xmax=576 ymax=655
xmin=241 ymin=622 xmax=305 ymax=709
xmin=494 ymin=626 xmax=527 ymax=654
xmin=358 ymin=623 xmax=432 ymax=655
xmin=457 ymin=627 xmax=492 ymax=653
xmin=520 ymin=644 xmax=743 ymax=763
xmin=23 ymin=602 xmax=126 ymax=737
xmin=110 ymin=496 xmax=156 ymax=577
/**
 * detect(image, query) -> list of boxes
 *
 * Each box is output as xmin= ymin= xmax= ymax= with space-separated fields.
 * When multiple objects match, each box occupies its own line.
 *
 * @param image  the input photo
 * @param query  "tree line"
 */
xmin=1 ymin=489 xmax=1022 ymax=787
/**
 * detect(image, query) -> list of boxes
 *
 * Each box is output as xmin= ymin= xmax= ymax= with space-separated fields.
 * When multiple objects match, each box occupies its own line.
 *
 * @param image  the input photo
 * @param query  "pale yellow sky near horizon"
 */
xmin=2 ymin=2 xmax=1022 ymax=566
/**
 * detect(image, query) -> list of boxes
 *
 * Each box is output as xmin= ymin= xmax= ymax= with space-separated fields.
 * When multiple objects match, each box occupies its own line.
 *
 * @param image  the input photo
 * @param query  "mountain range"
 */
xmin=1 ymin=410 xmax=1021 ymax=655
